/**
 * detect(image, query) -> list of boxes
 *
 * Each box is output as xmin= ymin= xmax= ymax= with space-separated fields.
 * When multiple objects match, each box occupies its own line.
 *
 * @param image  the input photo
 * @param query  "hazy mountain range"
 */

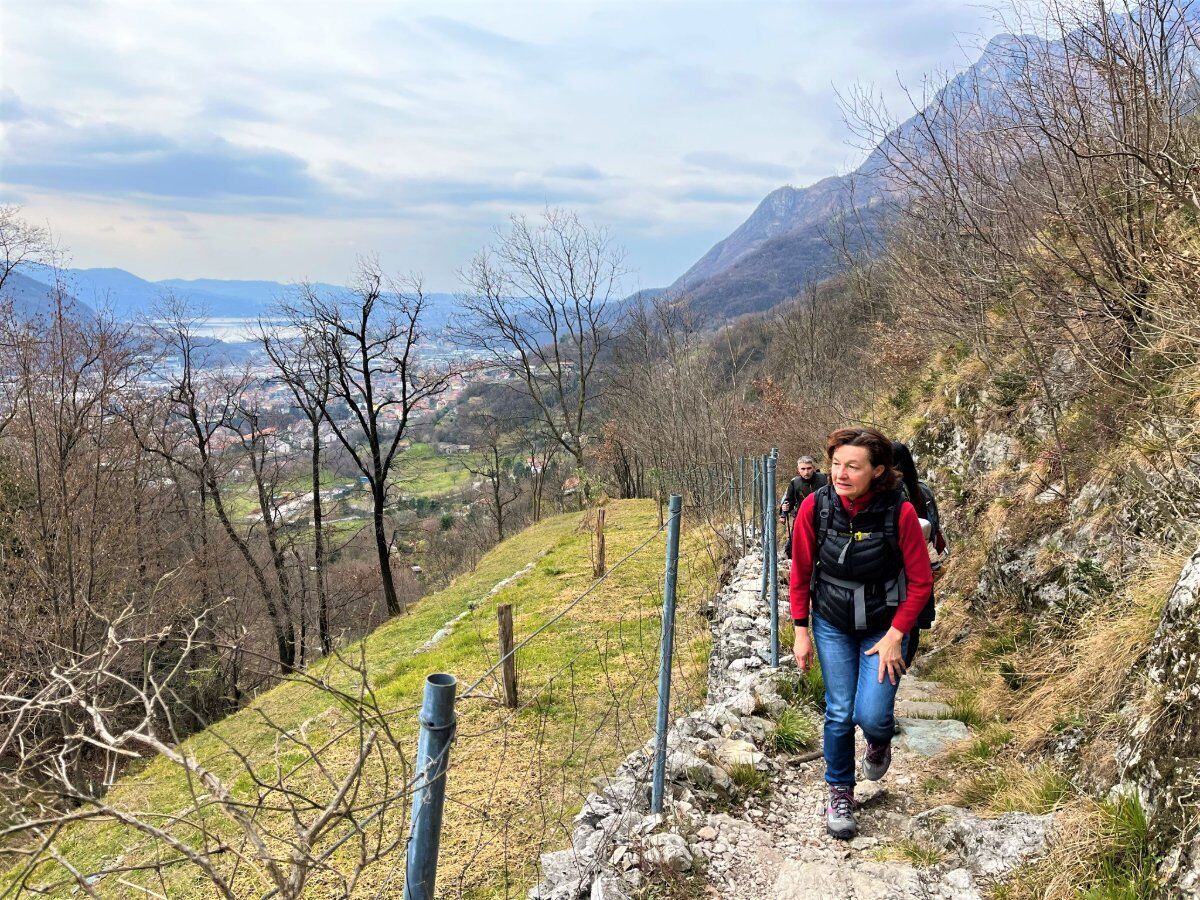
xmin=14 ymin=264 xmax=458 ymax=333
xmin=664 ymin=32 xmax=1042 ymax=319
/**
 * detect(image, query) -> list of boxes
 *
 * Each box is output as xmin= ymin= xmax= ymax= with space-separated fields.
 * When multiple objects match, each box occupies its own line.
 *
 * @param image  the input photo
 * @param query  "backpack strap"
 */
xmin=881 ymin=489 xmax=903 ymax=558
xmin=812 ymin=484 xmax=834 ymax=548
xmin=810 ymin=484 xmax=834 ymax=592
xmin=919 ymin=481 xmax=948 ymax=554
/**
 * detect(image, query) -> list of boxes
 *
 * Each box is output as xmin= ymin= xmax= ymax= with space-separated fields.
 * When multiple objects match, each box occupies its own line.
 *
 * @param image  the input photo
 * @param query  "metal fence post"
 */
xmin=404 ymin=673 xmax=458 ymax=900
xmin=760 ymin=454 xmax=770 ymax=603
xmin=751 ymin=457 xmax=761 ymax=542
xmin=767 ymin=454 xmax=780 ymax=666
xmin=651 ymin=494 xmax=683 ymax=815
xmin=738 ymin=456 xmax=746 ymax=547
xmin=728 ymin=472 xmax=735 ymax=524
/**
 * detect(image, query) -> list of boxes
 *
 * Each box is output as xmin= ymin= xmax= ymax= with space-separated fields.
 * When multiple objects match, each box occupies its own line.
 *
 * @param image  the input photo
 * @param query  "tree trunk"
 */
xmin=311 ymin=419 xmax=330 ymax=654
xmin=372 ymin=481 xmax=402 ymax=616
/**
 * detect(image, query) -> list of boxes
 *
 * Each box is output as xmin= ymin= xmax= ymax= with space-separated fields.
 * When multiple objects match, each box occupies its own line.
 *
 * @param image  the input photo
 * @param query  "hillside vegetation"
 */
xmin=1 ymin=500 xmax=720 ymax=898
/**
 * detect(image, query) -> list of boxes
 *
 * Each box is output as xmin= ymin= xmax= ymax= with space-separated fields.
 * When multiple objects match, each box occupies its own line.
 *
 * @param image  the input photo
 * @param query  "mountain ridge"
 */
xmin=664 ymin=31 xmax=1042 ymax=320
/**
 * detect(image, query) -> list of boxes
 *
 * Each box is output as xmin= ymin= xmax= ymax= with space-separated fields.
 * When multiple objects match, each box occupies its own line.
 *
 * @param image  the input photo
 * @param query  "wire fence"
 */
xmin=0 ymin=453 xmax=786 ymax=900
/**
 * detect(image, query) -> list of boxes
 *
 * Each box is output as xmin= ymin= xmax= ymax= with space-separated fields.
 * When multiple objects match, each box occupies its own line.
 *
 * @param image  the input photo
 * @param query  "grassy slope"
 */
xmin=4 ymin=500 xmax=718 ymax=899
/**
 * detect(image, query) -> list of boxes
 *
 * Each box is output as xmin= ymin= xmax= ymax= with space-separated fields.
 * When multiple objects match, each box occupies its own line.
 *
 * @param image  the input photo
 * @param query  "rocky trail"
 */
xmin=694 ymin=555 xmax=1051 ymax=900
xmin=531 ymin=547 xmax=1055 ymax=900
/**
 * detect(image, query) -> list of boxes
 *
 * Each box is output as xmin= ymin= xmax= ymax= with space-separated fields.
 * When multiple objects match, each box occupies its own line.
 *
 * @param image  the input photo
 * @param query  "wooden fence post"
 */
xmin=497 ymin=604 xmax=518 ymax=708
xmin=594 ymin=508 xmax=607 ymax=577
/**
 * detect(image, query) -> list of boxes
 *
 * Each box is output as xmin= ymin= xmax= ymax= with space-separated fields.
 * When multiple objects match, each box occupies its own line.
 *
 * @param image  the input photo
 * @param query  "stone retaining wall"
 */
xmin=529 ymin=547 xmax=791 ymax=899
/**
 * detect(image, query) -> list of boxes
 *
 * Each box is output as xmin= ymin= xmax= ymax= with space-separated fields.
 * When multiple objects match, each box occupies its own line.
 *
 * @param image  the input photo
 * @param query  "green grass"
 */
xmin=873 ymin=838 xmax=945 ymax=868
xmin=3 ymin=499 xmax=719 ymax=899
xmin=727 ymin=763 xmax=770 ymax=796
xmin=1081 ymin=796 xmax=1157 ymax=900
xmin=391 ymin=441 xmax=485 ymax=498
xmin=954 ymin=762 xmax=1071 ymax=814
xmin=777 ymin=661 xmax=825 ymax=709
xmin=771 ymin=706 xmax=818 ymax=754
xmin=945 ymin=690 xmax=986 ymax=728
xmin=996 ymin=795 xmax=1158 ymax=900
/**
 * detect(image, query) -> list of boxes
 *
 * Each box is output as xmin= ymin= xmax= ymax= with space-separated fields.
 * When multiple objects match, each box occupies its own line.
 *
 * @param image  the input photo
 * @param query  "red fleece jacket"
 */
xmin=788 ymin=489 xmax=933 ymax=635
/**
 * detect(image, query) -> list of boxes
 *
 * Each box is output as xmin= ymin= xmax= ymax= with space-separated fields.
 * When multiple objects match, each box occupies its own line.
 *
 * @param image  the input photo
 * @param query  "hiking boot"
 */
xmin=863 ymin=739 xmax=892 ymax=781
xmin=825 ymin=785 xmax=856 ymax=839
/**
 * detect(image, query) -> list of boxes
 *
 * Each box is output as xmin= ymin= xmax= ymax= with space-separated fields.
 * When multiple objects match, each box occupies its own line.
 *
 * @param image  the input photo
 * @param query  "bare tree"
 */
xmin=137 ymin=301 xmax=299 ymax=673
xmin=285 ymin=261 xmax=452 ymax=618
xmin=0 ymin=607 xmax=415 ymax=899
xmin=261 ymin=311 xmax=335 ymax=654
xmin=0 ymin=204 xmax=52 ymax=295
xmin=460 ymin=413 xmax=522 ymax=541
xmin=457 ymin=209 xmax=626 ymax=484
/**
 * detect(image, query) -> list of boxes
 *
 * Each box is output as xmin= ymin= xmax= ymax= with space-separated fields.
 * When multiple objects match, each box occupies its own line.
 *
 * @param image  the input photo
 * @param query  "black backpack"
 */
xmin=809 ymin=486 xmax=906 ymax=632
xmin=905 ymin=480 xmax=945 ymax=629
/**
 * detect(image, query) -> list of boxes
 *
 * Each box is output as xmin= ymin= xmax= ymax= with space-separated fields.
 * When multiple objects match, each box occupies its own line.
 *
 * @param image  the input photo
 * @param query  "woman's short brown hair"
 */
xmin=825 ymin=426 xmax=900 ymax=492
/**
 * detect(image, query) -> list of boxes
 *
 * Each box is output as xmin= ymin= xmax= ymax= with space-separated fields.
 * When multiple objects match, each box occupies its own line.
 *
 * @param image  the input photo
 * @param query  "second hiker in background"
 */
xmin=779 ymin=455 xmax=827 ymax=559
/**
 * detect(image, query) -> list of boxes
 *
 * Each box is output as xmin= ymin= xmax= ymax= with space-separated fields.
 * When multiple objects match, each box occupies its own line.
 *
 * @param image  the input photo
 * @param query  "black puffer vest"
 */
xmin=809 ymin=485 xmax=906 ymax=633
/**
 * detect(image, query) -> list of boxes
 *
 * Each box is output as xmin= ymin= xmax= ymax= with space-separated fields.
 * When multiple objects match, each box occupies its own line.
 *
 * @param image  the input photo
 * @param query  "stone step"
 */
xmin=895 ymin=699 xmax=954 ymax=719
xmin=896 ymin=678 xmax=944 ymax=701
xmin=895 ymin=716 xmax=970 ymax=757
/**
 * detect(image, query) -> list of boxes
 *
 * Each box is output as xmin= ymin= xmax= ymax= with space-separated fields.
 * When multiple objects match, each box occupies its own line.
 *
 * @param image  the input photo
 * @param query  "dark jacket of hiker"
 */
xmin=781 ymin=471 xmax=828 ymax=514
xmin=789 ymin=486 xmax=933 ymax=635
xmin=781 ymin=471 xmax=828 ymax=558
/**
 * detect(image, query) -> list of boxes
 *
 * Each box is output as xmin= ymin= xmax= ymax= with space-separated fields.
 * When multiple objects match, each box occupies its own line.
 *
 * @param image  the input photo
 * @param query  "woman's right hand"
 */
xmin=793 ymin=627 xmax=814 ymax=672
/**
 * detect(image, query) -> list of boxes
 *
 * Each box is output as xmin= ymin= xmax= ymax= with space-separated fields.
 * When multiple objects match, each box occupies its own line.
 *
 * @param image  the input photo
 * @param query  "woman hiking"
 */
xmin=788 ymin=426 xmax=933 ymax=840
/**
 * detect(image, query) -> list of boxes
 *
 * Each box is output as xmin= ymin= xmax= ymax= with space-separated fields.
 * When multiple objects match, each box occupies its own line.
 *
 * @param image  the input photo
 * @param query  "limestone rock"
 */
xmin=895 ymin=717 xmax=969 ymax=757
xmin=773 ymin=857 xmax=925 ymax=899
xmin=641 ymin=833 xmax=693 ymax=872
xmin=1118 ymin=542 xmax=1200 ymax=896
xmin=705 ymin=737 xmax=765 ymax=768
xmin=530 ymin=848 xmax=591 ymax=899
xmin=589 ymin=874 xmax=632 ymax=900
xmin=912 ymin=805 xmax=1052 ymax=877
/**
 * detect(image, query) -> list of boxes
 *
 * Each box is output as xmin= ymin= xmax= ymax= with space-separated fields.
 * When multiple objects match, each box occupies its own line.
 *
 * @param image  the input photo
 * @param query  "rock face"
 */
xmin=911 ymin=806 xmax=1053 ymax=877
xmin=1118 ymin=542 xmax=1200 ymax=896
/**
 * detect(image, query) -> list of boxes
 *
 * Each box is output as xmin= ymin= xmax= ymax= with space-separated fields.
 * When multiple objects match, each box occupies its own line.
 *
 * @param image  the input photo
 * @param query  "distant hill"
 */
xmin=1 ymin=270 xmax=95 ymax=322
xmin=20 ymin=265 xmax=458 ymax=328
xmin=666 ymin=33 xmax=1045 ymax=321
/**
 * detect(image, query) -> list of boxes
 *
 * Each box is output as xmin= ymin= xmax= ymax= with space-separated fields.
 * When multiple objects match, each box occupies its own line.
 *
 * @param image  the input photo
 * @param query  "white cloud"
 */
xmin=2 ymin=0 xmax=999 ymax=287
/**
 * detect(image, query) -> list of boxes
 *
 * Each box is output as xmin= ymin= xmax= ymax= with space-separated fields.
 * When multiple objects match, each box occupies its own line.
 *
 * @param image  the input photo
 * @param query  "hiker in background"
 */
xmin=779 ymin=455 xmax=827 ymax=558
xmin=892 ymin=440 xmax=948 ymax=668
xmin=789 ymin=426 xmax=933 ymax=840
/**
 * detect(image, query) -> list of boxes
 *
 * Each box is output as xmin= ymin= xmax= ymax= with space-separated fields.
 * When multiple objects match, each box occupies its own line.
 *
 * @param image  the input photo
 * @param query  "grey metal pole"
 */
xmin=760 ymin=454 xmax=770 ymax=603
xmin=751 ymin=457 xmax=761 ymax=542
xmin=767 ymin=455 xmax=780 ymax=666
xmin=738 ymin=456 xmax=746 ymax=547
xmin=651 ymin=494 xmax=683 ymax=815
xmin=404 ymin=673 xmax=458 ymax=900
xmin=729 ymin=472 xmax=735 ymax=524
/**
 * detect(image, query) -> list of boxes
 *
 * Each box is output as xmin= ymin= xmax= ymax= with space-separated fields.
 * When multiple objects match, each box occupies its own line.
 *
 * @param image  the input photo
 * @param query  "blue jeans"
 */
xmin=812 ymin=614 xmax=909 ymax=787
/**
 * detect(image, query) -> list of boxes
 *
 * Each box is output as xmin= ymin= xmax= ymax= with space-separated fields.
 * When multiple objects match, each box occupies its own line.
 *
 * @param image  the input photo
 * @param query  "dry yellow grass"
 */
xmin=980 ymin=547 xmax=1183 ymax=751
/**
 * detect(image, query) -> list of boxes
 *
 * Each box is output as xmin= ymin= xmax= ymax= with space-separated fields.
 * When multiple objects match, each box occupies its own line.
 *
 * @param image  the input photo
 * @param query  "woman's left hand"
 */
xmin=865 ymin=627 xmax=907 ymax=685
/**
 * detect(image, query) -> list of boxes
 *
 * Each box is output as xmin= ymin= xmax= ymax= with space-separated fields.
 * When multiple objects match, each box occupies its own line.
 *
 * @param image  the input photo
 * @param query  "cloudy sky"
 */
xmin=1 ymin=1 xmax=999 ymax=291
